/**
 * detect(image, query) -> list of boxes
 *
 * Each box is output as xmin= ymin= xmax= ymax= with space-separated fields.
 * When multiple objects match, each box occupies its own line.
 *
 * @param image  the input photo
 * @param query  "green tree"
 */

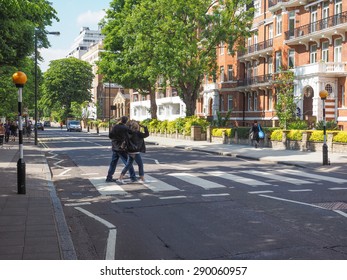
xmin=0 ymin=0 xmax=58 ymax=66
xmin=41 ymin=57 xmax=94 ymax=120
xmin=100 ymin=0 xmax=255 ymax=117
xmin=99 ymin=0 xmax=159 ymax=119
xmin=274 ymin=69 xmax=298 ymax=129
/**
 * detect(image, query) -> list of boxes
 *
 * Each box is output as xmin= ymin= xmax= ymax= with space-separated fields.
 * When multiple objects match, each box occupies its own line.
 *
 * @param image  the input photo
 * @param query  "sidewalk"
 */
xmin=0 ymin=141 xmax=76 ymax=260
xmin=145 ymin=135 xmax=347 ymax=169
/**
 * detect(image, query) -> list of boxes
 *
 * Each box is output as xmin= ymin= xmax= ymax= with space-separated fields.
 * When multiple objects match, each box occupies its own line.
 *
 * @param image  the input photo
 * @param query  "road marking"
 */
xmin=159 ymin=196 xmax=187 ymax=200
xmin=81 ymin=173 xmax=99 ymax=176
xmin=334 ymin=210 xmax=347 ymax=218
xmin=278 ymin=169 xmax=347 ymax=184
xmin=248 ymin=190 xmax=274 ymax=194
xmin=329 ymin=187 xmax=347 ymax=191
xmin=244 ymin=170 xmax=312 ymax=185
xmin=202 ymin=193 xmax=230 ymax=197
xmin=142 ymin=175 xmax=180 ymax=192
xmin=56 ymin=168 xmax=72 ymax=177
xmin=170 ymin=172 xmax=226 ymax=190
xmin=288 ymin=189 xmax=312 ymax=192
xmin=64 ymin=202 xmax=91 ymax=207
xmin=89 ymin=177 xmax=128 ymax=196
xmin=75 ymin=207 xmax=117 ymax=260
xmin=259 ymin=194 xmax=326 ymax=209
xmin=111 ymin=199 xmax=141 ymax=203
xmin=206 ymin=171 xmax=270 ymax=187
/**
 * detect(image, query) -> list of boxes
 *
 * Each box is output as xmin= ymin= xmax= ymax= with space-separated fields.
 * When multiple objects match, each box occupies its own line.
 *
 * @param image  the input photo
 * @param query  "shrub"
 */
xmin=309 ymin=130 xmax=324 ymax=142
xmin=315 ymin=120 xmax=338 ymax=130
xmin=159 ymin=120 xmax=168 ymax=133
xmin=166 ymin=120 xmax=177 ymax=134
xmin=212 ymin=128 xmax=232 ymax=137
xmin=271 ymin=129 xmax=283 ymax=141
xmin=287 ymin=130 xmax=303 ymax=141
xmin=288 ymin=120 xmax=308 ymax=130
xmin=333 ymin=131 xmax=347 ymax=143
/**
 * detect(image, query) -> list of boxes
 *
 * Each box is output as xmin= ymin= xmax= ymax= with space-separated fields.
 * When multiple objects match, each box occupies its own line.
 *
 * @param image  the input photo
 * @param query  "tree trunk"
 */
xmin=150 ymin=88 xmax=157 ymax=119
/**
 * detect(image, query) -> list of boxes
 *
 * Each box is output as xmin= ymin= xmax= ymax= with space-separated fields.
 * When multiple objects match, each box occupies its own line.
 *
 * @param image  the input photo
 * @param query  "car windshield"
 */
xmin=70 ymin=121 xmax=80 ymax=125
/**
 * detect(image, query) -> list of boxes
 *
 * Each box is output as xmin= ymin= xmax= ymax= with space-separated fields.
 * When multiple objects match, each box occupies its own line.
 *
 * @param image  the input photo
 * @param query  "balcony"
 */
xmin=285 ymin=12 xmax=347 ymax=49
xmin=268 ymin=0 xmax=307 ymax=13
xmin=236 ymin=74 xmax=273 ymax=90
xmin=294 ymin=62 xmax=347 ymax=78
xmin=238 ymin=39 xmax=273 ymax=61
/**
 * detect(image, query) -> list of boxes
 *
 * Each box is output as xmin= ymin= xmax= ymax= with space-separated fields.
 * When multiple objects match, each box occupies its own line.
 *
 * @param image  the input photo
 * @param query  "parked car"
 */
xmin=43 ymin=121 xmax=51 ymax=127
xmin=36 ymin=122 xmax=44 ymax=131
xmin=67 ymin=120 xmax=82 ymax=132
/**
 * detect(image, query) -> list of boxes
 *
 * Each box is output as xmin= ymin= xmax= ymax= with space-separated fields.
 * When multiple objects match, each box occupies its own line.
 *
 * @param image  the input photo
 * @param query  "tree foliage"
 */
xmin=99 ymin=0 xmax=255 ymax=118
xmin=0 ymin=0 xmax=58 ymax=66
xmin=41 ymin=57 xmax=94 ymax=120
xmin=274 ymin=69 xmax=298 ymax=129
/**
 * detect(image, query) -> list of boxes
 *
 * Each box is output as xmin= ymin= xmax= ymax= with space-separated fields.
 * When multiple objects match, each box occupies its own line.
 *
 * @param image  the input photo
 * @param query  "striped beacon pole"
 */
xmin=12 ymin=71 xmax=28 ymax=194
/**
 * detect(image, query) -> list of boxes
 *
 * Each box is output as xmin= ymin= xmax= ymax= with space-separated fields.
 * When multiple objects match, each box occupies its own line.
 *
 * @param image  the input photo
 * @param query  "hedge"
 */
xmin=212 ymin=128 xmax=232 ymax=137
xmin=333 ymin=131 xmax=347 ymax=143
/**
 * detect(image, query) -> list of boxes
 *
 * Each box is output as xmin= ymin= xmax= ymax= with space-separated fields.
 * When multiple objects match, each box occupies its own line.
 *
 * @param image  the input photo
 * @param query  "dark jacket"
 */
xmin=109 ymin=123 xmax=131 ymax=151
xmin=128 ymin=126 xmax=149 ymax=153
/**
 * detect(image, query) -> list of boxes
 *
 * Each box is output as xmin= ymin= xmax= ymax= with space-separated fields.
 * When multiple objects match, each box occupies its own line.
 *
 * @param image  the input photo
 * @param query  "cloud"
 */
xmin=39 ymin=48 xmax=68 ymax=72
xmin=77 ymin=10 xmax=106 ymax=27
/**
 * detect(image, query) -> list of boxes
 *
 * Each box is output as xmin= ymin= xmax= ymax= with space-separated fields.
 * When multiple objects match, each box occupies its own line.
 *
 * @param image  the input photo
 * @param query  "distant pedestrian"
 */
xmin=250 ymin=120 xmax=263 ymax=148
xmin=4 ymin=120 xmax=11 ymax=143
xmin=10 ymin=121 xmax=18 ymax=142
xmin=60 ymin=121 xmax=63 ymax=130
xmin=105 ymin=116 xmax=137 ymax=183
xmin=118 ymin=120 xmax=149 ymax=183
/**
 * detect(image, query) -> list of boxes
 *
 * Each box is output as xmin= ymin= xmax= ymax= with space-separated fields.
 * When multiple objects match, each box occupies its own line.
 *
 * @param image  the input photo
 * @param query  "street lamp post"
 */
xmin=319 ymin=89 xmax=329 ymax=165
xmin=34 ymin=30 xmax=60 ymax=145
xmin=12 ymin=71 xmax=28 ymax=194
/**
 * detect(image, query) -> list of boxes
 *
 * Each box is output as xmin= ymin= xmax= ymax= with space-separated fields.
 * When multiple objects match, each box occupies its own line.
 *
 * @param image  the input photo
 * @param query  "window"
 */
xmin=220 ymin=66 xmax=225 ymax=82
xmin=133 ymin=94 xmax=138 ymax=102
xmin=254 ymin=92 xmax=258 ymax=111
xmin=288 ymin=11 xmax=295 ymax=38
xmin=310 ymin=44 xmax=317 ymax=63
xmin=335 ymin=0 xmax=342 ymax=24
xmin=276 ymin=14 xmax=282 ymax=35
xmin=254 ymin=0 xmax=261 ymax=17
xmin=268 ymin=56 xmax=273 ymax=74
xmin=254 ymin=34 xmax=258 ymax=52
xmin=342 ymin=85 xmax=345 ymax=107
xmin=334 ymin=38 xmax=342 ymax=62
xmin=228 ymin=65 xmax=233 ymax=81
xmin=322 ymin=41 xmax=329 ymax=62
xmin=275 ymin=51 xmax=281 ymax=72
xmin=310 ymin=5 xmax=318 ymax=32
xmin=322 ymin=1 xmax=329 ymax=28
xmin=228 ymin=95 xmax=233 ymax=111
xmin=268 ymin=24 xmax=273 ymax=39
xmin=248 ymin=92 xmax=252 ymax=111
xmin=220 ymin=42 xmax=224 ymax=55
xmin=268 ymin=90 xmax=273 ymax=111
xmin=288 ymin=49 xmax=295 ymax=68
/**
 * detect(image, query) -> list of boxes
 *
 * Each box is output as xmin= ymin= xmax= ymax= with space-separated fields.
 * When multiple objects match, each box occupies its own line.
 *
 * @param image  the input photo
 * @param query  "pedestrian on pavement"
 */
xmin=60 ymin=121 xmax=63 ymax=130
xmin=106 ymin=116 xmax=137 ymax=183
xmin=0 ymin=123 xmax=5 ymax=146
xmin=10 ymin=121 xmax=18 ymax=142
xmin=4 ymin=120 xmax=11 ymax=143
xmin=250 ymin=120 xmax=263 ymax=148
xmin=118 ymin=120 xmax=149 ymax=184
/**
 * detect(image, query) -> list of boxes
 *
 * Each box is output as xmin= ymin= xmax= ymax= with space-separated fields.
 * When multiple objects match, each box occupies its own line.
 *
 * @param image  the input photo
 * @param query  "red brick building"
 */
xmin=198 ymin=0 xmax=347 ymax=130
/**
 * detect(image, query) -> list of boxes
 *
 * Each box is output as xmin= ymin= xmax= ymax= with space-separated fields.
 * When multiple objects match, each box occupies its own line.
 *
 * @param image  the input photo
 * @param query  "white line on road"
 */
xmin=159 ymin=196 xmax=187 ymax=200
xmin=329 ymin=187 xmax=347 ymax=191
xmin=64 ymin=202 xmax=91 ymax=207
xmin=202 ymin=193 xmax=230 ymax=197
xmin=334 ymin=210 xmax=347 ymax=218
xmin=206 ymin=171 xmax=270 ymax=187
xmin=259 ymin=194 xmax=326 ymax=209
xmin=288 ymin=189 xmax=312 ymax=192
xmin=278 ymin=169 xmax=347 ymax=184
xmin=75 ymin=207 xmax=117 ymax=260
xmin=170 ymin=172 xmax=226 ymax=190
xmin=111 ymin=199 xmax=141 ymax=203
xmin=248 ymin=190 xmax=274 ymax=194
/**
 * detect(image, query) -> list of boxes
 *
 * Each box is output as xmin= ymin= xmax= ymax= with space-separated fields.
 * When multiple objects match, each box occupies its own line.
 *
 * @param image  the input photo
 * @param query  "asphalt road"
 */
xmin=40 ymin=128 xmax=347 ymax=260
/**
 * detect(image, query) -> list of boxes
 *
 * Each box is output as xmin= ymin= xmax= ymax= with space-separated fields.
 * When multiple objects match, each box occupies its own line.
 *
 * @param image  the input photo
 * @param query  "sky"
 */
xmin=40 ymin=0 xmax=112 ymax=72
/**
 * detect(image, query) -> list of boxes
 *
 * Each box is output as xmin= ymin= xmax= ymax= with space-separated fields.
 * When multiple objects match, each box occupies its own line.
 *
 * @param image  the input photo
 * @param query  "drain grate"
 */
xmin=314 ymin=202 xmax=347 ymax=210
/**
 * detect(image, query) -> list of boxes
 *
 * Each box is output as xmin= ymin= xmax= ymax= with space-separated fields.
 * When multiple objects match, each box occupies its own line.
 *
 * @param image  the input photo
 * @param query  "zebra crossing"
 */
xmin=88 ymin=169 xmax=347 ymax=200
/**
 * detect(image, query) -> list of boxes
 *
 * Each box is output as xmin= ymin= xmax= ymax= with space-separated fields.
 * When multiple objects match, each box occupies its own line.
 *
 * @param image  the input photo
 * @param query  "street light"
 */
xmin=319 ymin=89 xmax=329 ymax=165
xmin=12 ymin=71 xmax=27 ymax=194
xmin=34 ymin=30 xmax=60 ymax=145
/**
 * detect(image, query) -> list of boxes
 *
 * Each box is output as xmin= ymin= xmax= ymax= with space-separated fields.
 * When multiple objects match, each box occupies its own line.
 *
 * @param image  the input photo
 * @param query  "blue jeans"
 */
xmin=121 ymin=153 xmax=144 ymax=177
xmin=107 ymin=150 xmax=136 ymax=180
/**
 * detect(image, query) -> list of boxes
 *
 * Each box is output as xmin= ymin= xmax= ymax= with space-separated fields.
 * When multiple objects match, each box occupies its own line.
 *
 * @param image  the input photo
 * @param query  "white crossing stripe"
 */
xmin=278 ymin=169 xmax=347 ymax=184
xmin=169 ymin=173 xmax=226 ymax=190
xmin=143 ymin=175 xmax=180 ymax=192
xmin=242 ymin=170 xmax=312 ymax=185
xmin=206 ymin=171 xmax=270 ymax=187
xmin=89 ymin=177 xmax=128 ymax=196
